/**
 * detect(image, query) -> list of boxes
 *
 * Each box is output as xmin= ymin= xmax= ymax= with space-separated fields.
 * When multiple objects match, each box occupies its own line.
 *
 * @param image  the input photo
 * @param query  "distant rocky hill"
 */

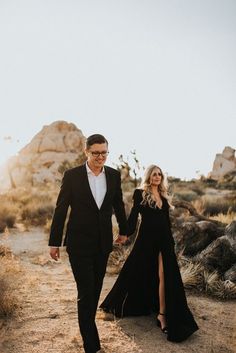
xmin=0 ymin=121 xmax=86 ymax=190
xmin=1 ymin=122 xmax=235 ymax=192
xmin=209 ymin=146 xmax=236 ymax=180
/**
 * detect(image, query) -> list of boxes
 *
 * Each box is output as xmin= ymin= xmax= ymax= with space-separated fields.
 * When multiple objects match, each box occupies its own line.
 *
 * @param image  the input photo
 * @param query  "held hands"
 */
xmin=115 ymin=235 xmax=128 ymax=245
xmin=50 ymin=247 xmax=60 ymax=261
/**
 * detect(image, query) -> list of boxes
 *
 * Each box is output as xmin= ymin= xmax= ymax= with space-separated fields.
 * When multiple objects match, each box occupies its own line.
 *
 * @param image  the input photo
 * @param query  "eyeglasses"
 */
xmin=90 ymin=151 xmax=109 ymax=158
xmin=152 ymin=172 xmax=162 ymax=177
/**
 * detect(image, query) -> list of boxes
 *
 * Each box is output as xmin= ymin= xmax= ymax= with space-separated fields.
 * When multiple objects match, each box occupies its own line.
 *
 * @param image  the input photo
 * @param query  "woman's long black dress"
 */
xmin=100 ymin=189 xmax=198 ymax=342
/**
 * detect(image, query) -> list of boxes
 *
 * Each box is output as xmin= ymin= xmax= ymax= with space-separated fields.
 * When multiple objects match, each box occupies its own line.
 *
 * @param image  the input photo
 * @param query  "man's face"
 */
xmin=85 ymin=143 xmax=109 ymax=169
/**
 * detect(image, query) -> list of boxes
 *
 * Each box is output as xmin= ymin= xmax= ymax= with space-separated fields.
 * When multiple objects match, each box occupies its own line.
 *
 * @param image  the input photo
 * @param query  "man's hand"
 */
xmin=115 ymin=235 xmax=128 ymax=245
xmin=50 ymin=247 xmax=60 ymax=261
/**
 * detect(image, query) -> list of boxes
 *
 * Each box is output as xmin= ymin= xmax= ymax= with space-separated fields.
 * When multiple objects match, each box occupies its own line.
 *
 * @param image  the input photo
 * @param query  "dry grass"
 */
xmin=198 ymin=194 xmax=236 ymax=216
xmin=169 ymin=176 xmax=236 ymax=218
xmin=0 ymin=244 xmax=13 ymax=258
xmin=180 ymin=261 xmax=204 ymax=289
xmin=210 ymin=212 xmax=236 ymax=224
xmin=107 ymin=244 xmax=132 ymax=274
xmin=44 ymin=218 xmax=52 ymax=233
xmin=0 ymin=186 xmax=57 ymax=231
xmin=203 ymin=271 xmax=236 ymax=299
xmin=192 ymin=198 xmax=206 ymax=215
xmin=179 ymin=256 xmax=236 ymax=299
xmin=21 ymin=202 xmax=54 ymax=226
xmin=0 ymin=277 xmax=17 ymax=318
xmin=0 ymin=196 xmax=18 ymax=232
xmin=0 ymin=246 xmax=22 ymax=318
xmin=19 ymin=187 xmax=55 ymax=226
xmin=172 ymin=189 xmax=199 ymax=202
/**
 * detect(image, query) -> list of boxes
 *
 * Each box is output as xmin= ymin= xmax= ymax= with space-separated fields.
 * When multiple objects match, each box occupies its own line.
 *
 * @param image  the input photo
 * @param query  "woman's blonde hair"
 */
xmin=139 ymin=164 xmax=172 ymax=208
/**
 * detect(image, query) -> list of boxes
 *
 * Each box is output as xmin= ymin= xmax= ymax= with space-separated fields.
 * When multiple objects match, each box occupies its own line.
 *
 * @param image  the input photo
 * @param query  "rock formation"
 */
xmin=209 ymin=146 xmax=236 ymax=180
xmin=0 ymin=121 xmax=86 ymax=190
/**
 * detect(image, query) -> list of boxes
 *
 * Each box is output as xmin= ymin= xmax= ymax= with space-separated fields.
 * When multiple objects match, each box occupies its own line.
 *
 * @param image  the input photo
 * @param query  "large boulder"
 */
xmin=173 ymin=220 xmax=224 ymax=256
xmin=0 ymin=121 xmax=86 ymax=190
xmin=225 ymin=220 xmax=236 ymax=242
xmin=209 ymin=146 xmax=236 ymax=180
xmin=189 ymin=220 xmax=236 ymax=281
xmin=224 ymin=264 xmax=236 ymax=282
xmin=196 ymin=235 xmax=236 ymax=276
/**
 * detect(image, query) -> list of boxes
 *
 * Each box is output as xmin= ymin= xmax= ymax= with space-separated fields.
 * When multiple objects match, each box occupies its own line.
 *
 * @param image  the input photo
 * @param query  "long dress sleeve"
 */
xmin=164 ymin=201 xmax=175 ymax=248
xmin=112 ymin=171 xmax=128 ymax=235
xmin=127 ymin=189 xmax=142 ymax=236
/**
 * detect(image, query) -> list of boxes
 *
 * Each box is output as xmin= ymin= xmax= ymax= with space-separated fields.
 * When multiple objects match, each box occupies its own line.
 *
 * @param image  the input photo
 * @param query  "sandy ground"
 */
xmin=0 ymin=228 xmax=235 ymax=353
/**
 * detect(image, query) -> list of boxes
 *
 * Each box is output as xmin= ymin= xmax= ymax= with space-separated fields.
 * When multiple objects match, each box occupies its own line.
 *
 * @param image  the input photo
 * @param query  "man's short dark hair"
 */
xmin=86 ymin=134 xmax=108 ymax=149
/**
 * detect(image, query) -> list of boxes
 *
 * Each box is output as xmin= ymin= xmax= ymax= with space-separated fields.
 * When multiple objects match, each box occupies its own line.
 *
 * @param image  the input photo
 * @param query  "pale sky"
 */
xmin=0 ymin=0 xmax=235 ymax=179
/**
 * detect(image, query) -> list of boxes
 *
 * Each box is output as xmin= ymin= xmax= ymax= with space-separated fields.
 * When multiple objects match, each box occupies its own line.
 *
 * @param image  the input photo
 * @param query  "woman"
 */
xmin=100 ymin=165 xmax=198 ymax=342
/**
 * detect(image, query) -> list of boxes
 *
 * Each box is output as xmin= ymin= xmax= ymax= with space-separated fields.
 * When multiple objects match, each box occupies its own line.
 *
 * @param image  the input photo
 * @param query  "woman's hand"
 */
xmin=115 ymin=235 xmax=128 ymax=245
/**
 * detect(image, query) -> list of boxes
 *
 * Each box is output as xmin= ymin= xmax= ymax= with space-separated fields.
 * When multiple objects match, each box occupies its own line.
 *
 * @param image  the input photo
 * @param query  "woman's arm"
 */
xmin=127 ymin=189 xmax=142 ymax=236
xmin=165 ymin=201 xmax=176 ymax=248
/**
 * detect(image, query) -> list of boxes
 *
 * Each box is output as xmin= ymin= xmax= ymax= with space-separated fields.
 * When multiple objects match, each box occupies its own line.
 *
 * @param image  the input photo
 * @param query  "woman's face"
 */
xmin=149 ymin=167 xmax=162 ymax=187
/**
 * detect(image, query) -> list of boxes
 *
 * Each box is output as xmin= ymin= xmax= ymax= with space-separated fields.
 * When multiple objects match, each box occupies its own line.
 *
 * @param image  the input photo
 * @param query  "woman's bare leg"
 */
xmin=157 ymin=252 xmax=167 ymax=329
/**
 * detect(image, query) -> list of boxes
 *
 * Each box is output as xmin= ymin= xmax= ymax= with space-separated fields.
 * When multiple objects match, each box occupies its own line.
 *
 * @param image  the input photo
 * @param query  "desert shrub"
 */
xmin=178 ymin=256 xmax=236 ymax=299
xmin=190 ymin=184 xmax=205 ymax=196
xmin=217 ymin=170 xmax=236 ymax=190
xmin=168 ymin=176 xmax=181 ymax=183
xmin=44 ymin=218 xmax=52 ymax=233
xmin=107 ymin=244 xmax=132 ymax=274
xmin=20 ymin=188 xmax=55 ymax=226
xmin=0 ymin=247 xmax=22 ymax=318
xmin=3 ymin=187 xmax=33 ymax=206
xmin=0 ymin=186 xmax=57 ymax=228
xmin=201 ymin=178 xmax=217 ymax=187
xmin=0 ymin=220 xmax=6 ymax=233
xmin=191 ymin=190 xmax=236 ymax=216
xmin=203 ymin=271 xmax=236 ymax=299
xmin=0 ymin=197 xmax=18 ymax=233
xmin=210 ymin=212 xmax=236 ymax=224
xmin=0 ymin=277 xmax=17 ymax=317
xmin=21 ymin=203 xmax=54 ymax=226
xmin=4 ymin=186 xmax=58 ymax=206
xmin=217 ymin=180 xmax=236 ymax=190
xmin=0 ymin=245 xmax=12 ymax=257
xmin=202 ymin=195 xmax=236 ymax=216
xmin=58 ymin=157 xmax=85 ymax=175
xmin=180 ymin=262 xmax=204 ymax=289
xmin=169 ymin=178 xmax=208 ymax=204
xmin=191 ymin=199 xmax=205 ymax=215
xmin=174 ymin=190 xmax=199 ymax=202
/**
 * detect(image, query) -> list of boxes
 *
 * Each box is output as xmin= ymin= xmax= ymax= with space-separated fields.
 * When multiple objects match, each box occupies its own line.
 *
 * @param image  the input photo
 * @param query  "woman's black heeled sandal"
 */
xmin=156 ymin=313 xmax=168 ymax=334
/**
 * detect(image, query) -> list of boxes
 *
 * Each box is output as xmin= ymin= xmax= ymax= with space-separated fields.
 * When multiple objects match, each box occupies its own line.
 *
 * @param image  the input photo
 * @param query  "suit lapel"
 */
xmin=81 ymin=164 xmax=99 ymax=210
xmin=100 ymin=166 xmax=111 ymax=210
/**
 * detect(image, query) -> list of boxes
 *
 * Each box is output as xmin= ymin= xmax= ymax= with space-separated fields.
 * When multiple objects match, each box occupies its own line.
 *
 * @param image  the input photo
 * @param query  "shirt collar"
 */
xmin=86 ymin=162 xmax=105 ymax=176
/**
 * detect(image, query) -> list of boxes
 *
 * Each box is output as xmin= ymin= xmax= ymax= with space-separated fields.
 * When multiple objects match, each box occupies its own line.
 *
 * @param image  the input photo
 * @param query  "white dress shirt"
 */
xmin=86 ymin=162 xmax=107 ymax=209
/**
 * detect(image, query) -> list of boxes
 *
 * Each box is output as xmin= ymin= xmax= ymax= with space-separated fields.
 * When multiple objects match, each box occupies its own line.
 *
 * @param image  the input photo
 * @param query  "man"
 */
xmin=49 ymin=134 xmax=128 ymax=353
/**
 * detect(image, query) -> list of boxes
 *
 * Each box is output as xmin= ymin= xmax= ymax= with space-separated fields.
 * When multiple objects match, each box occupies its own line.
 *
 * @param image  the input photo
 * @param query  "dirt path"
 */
xmin=0 ymin=228 xmax=235 ymax=353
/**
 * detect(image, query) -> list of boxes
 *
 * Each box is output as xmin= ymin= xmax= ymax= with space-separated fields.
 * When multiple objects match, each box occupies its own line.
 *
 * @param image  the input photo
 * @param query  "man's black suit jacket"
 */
xmin=49 ymin=164 xmax=128 ymax=255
